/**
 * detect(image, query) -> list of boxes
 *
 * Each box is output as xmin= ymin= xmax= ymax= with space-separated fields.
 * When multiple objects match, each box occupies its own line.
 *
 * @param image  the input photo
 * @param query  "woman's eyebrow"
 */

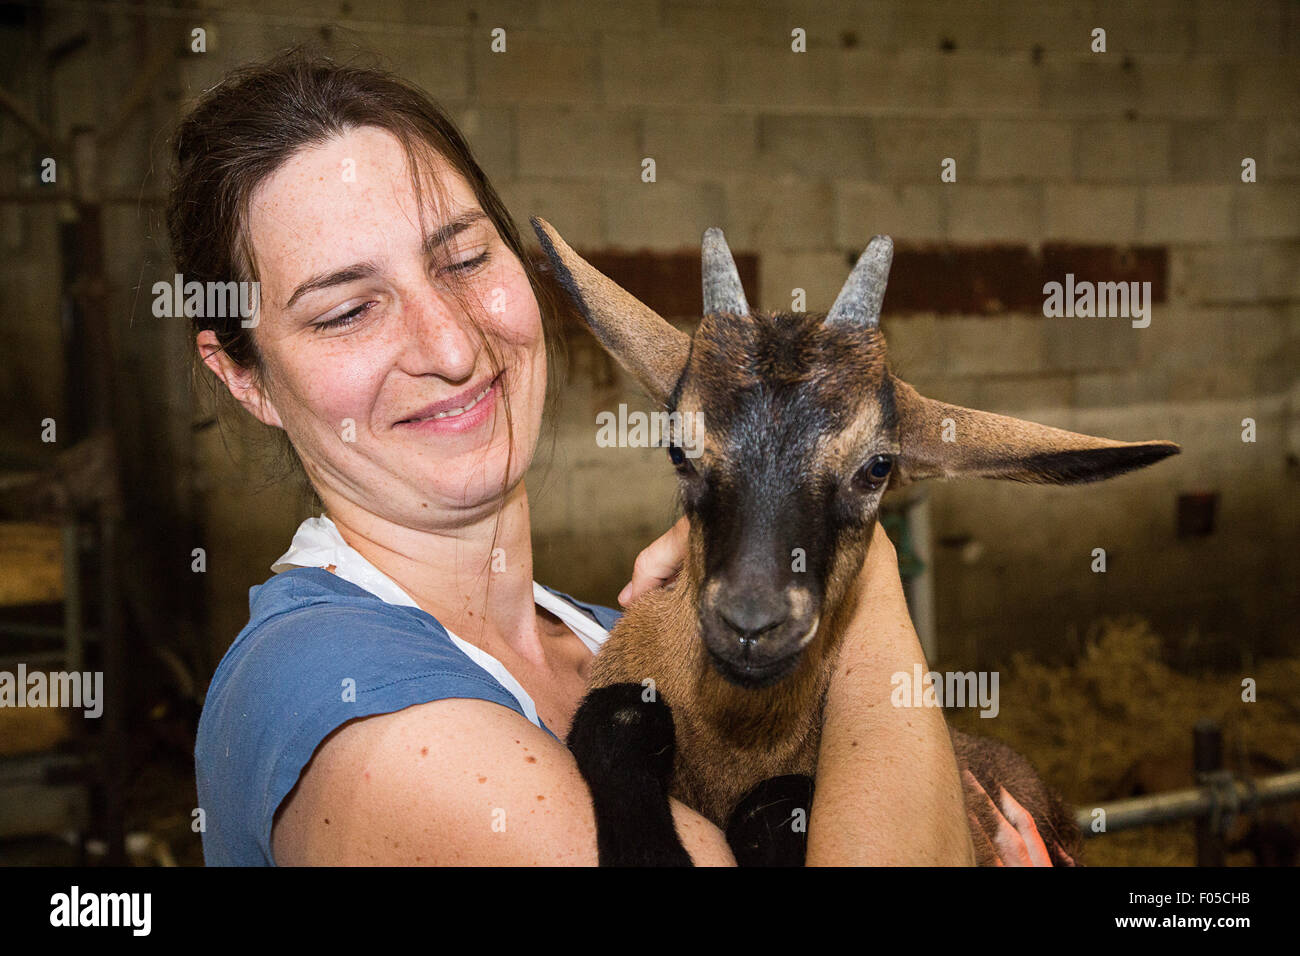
xmin=285 ymin=262 xmax=379 ymax=310
xmin=422 ymin=209 xmax=489 ymax=256
xmin=284 ymin=210 xmax=490 ymax=310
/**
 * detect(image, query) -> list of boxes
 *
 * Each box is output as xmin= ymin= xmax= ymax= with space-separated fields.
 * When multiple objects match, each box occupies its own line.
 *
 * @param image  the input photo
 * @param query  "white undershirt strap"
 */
xmin=270 ymin=514 xmax=609 ymax=733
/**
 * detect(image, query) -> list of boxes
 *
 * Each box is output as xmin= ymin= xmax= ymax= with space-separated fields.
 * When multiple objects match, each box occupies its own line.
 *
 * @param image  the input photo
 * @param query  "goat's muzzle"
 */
xmin=701 ymin=585 xmax=819 ymax=689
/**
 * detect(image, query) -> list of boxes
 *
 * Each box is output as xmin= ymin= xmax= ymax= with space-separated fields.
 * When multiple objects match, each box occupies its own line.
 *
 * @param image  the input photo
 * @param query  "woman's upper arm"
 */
xmin=271 ymin=696 xmax=735 ymax=866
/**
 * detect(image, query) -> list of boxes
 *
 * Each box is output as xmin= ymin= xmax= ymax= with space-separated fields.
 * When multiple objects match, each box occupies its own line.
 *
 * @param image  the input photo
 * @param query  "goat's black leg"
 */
xmin=565 ymin=682 xmax=693 ymax=866
xmin=725 ymin=774 xmax=815 ymax=867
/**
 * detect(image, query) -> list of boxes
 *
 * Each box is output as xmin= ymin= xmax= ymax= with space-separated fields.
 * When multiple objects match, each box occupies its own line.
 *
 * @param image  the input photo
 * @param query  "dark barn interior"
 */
xmin=0 ymin=0 xmax=1297 ymax=869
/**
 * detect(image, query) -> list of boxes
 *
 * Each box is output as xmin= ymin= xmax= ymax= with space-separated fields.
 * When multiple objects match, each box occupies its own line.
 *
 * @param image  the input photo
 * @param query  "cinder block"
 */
xmin=721 ymin=44 xmax=839 ymax=109
xmin=988 ymin=1 xmax=1098 ymax=54
xmin=1266 ymin=121 xmax=1300 ymax=179
xmin=1042 ymin=60 xmax=1140 ymax=116
xmin=456 ymin=106 xmax=515 ymax=180
xmin=1074 ymin=121 xmax=1172 ymax=183
xmin=496 ymin=178 xmax=603 ymax=247
xmin=721 ymin=176 xmax=834 ymax=250
xmin=1044 ymin=185 xmax=1140 ymax=241
xmin=796 ymin=0 xmax=900 ymax=52
xmin=881 ymin=312 xmax=945 ymax=379
xmin=517 ymin=107 xmax=640 ymax=178
xmin=1103 ymin=6 xmax=1197 ymax=56
xmin=942 ymin=53 xmax=1043 ymax=115
xmin=1073 ymin=368 xmax=1173 ymax=408
xmin=601 ymin=180 xmax=727 ymax=249
xmin=386 ymin=29 xmax=471 ymax=102
xmin=662 ymin=1 xmax=810 ymax=46
xmin=1041 ymin=315 xmax=1143 ymax=372
xmin=1170 ymin=120 xmax=1270 ymax=182
xmin=947 ymin=184 xmax=1043 ymax=241
xmin=1170 ymin=241 xmax=1300 ymax=303
xmin=975 ymin=119 xmax=1073 ymax=181
xmin=933 ymin=314 xmax=1048 ymax=377
xmin=473 ymin=32 xmax=599 ymax=105
xmin=536 ymin=0 xmax=659 ymax=33
xmin=975 ymin=374 xmax=1075 ymax=412
xmin=759 ymin=250 xmax=852 ymax=317
xmin=1137 ymin=61 xmax=1233 ymax=119
xmin=643 ymin=111 xmax=759 ymax=177
xmin=836 ymin=182 xmax=946 ymax=243
xmin=756 ymin=115 xmax=874 ymax=179
xmin=870 ymin=118 xmax=977 ymax=182
xmin=836 ymin=50 xmax=943 ymax=113
xmin=1191 ymin=3 xmax=1287 ymax=57
xmin=1164 ymin=361 xmax=1285 ymax=403
xmin=1137 ymin=305 xmax=1287 ymax=375
xmin=1139 ymin=184 xmax=1233 ymax=242
xmin=401 ymin=0 xmax=540 ymax=28
xmin=1235 ymin=185 xmax=1300 ymax=239
xmin=1235 ymin=61 xmax=1300 ymax=116
xmin=895 ymin=2 xmax=1009 ymax=52
xmin=601 ymin=36 xmax=724 ymax=106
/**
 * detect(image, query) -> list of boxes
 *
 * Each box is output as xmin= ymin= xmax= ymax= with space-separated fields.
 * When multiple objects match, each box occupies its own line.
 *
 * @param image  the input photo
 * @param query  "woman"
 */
xmin=179 ymin=51 xmax=1033 ymax=866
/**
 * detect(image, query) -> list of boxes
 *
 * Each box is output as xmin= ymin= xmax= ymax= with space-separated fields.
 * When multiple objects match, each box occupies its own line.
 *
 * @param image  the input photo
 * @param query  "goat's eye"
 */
xmin=855 ymin=454 xmax=893 ymax=489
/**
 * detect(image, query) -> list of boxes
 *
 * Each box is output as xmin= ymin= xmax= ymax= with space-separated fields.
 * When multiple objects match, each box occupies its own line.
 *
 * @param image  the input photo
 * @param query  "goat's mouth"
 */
xmin=706 ymin=648 xmax=801 ymax=689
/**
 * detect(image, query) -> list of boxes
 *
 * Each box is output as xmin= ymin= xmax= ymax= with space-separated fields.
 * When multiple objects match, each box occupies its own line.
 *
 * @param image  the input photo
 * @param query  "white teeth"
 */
xmin=408 ymin=381 xmax=493 ymax=423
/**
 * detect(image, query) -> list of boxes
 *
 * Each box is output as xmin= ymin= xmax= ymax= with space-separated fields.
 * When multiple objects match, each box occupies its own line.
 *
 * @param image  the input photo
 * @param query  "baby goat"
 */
xmin=532 ymin=217 xmax=1179 ymax=866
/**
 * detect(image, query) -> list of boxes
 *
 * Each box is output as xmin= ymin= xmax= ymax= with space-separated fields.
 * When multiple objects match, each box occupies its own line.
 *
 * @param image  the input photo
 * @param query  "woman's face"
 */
xmin=231 ymin=126 xmax=546 ymax=528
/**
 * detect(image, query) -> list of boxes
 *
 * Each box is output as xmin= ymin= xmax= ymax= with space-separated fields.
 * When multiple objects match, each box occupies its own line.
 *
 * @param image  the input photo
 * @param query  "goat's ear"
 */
xmin=890 ymin=377 xmax=1180 ymax=485
xmin=531 ymin=216 xmax=690 ymax=405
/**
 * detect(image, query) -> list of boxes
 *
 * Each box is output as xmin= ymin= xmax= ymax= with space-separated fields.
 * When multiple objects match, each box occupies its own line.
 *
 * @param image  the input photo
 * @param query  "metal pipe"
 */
xmin=1077 ymin=770 xmax=1300 ymax=836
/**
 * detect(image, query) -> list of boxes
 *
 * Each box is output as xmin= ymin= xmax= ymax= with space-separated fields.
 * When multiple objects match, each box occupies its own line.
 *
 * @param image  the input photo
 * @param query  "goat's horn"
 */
xmin=826 ymin=235 xmax=893 ymax=329
xmin=701 ymin=227 xmax=749 ymax=317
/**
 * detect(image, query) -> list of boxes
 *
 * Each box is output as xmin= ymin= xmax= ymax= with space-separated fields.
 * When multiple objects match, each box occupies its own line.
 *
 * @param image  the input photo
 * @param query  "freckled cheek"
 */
xmin=283 ymin=344 xmax=391 ymax=432
xmin=486 ymin=269 xmax=542 ymax=344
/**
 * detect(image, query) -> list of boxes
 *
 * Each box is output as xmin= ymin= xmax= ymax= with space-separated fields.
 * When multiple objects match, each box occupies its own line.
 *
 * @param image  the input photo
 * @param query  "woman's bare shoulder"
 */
xmin=270 ymin=696 xmax=602 ymax=865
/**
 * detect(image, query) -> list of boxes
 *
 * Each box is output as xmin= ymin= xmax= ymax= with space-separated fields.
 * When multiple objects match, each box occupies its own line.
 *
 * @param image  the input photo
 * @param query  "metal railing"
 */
xmin=1075 ymin=720 xmax=1300 ymax=865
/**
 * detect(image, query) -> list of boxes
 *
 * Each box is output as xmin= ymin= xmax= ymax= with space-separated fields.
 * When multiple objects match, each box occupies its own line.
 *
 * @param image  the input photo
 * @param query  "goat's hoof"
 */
xmin=565 ymin=682 xmax=677 ymax=784
xmin=725 ymin=774 xmax=814 ymax=867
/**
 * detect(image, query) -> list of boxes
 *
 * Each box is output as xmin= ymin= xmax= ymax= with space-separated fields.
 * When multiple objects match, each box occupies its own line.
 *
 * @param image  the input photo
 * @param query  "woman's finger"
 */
xmin=618 ymin=516 xmax=689 ymax=606
xmin=996 ymin=786 xmax=1054 ymax=867
xmin=964 ymin=770 xmax=1035 ymax=866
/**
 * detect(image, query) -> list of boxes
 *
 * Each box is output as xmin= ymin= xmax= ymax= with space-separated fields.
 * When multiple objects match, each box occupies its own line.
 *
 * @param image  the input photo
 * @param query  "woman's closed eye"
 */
xmin=311 ymin=250 xmax=493 ymax=332
xmin=444 ymin=249 xmax=491 ymax=275
xmin=313 ymin=300 xmax=375 ymax=332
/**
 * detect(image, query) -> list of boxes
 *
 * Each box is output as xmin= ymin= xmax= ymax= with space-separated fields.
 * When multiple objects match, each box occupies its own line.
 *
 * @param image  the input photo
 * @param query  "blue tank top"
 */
xmin=194 ymin=566 xmax=623 ymax=866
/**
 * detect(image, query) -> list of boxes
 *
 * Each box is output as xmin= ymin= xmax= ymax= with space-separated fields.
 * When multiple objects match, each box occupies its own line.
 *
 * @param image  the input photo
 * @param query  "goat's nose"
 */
xmin=718 ymin=601 xmax=789 ymax=647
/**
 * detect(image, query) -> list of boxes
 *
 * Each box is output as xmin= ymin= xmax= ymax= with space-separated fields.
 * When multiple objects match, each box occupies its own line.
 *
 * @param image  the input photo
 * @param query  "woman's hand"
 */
xmin=963 ymin=771 xmax=1074 ymax=866
xmin=617 ymin=516 xmax=689 ymax=607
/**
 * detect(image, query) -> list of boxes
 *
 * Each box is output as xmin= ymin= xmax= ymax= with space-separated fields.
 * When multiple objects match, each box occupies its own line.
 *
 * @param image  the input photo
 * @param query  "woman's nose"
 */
xmin=397 ymin=294 xmax=481 ymax=379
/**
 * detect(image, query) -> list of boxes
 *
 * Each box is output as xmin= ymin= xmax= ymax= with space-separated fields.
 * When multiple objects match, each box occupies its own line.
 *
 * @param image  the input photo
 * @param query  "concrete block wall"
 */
xmin=6 ymin=1 xmax=1294 ymax=665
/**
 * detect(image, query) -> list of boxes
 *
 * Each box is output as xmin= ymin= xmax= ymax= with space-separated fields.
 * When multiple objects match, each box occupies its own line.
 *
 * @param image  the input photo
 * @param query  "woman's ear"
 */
xmin=196 ymin=330 xmax=284 ymax=429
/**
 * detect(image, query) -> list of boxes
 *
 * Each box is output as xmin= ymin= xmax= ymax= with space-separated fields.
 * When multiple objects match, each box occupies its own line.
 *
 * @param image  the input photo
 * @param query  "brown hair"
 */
xmin=166 ymin=45 xmax=568 ymax=523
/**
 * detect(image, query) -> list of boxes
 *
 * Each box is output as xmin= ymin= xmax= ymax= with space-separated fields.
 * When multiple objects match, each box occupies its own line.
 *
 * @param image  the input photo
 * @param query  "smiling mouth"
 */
xmin=399 ymin=372 xmax=501 ymax=424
